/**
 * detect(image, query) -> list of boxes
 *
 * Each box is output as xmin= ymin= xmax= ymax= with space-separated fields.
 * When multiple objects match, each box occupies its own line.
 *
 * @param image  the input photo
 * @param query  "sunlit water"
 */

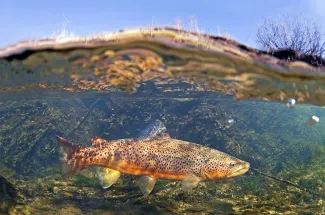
xmin=1 ymin=27 xmax=325 ymax=214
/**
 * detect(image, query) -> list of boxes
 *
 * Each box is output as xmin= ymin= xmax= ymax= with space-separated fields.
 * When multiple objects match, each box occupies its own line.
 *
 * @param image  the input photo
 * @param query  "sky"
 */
xmin=0 ymin=0 xmax=324 ymax=49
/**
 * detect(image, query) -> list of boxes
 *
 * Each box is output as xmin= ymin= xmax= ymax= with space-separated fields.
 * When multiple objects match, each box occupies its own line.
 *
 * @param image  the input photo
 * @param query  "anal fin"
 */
xmin=136 ymin=175 xmax=156 ymax=195
xmin=181 ymin=174 xmax=201 ymax=191
xmin=96 ymin=167 xmax=121 ymax=189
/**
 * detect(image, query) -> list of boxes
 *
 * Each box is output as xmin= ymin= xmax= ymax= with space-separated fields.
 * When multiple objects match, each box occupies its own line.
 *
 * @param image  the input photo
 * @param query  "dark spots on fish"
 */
xmin=179 ymin=144 xmax=196 ymax=152
xmin=76 ymin=137 xmax=232 ymax=178
xmin=103 ymin=153 xmax=112 ymax=164
xmin=114 ymin=152 xmax=121 ymax=161
xmin=105 ymin=152 xmax=109 ymax=158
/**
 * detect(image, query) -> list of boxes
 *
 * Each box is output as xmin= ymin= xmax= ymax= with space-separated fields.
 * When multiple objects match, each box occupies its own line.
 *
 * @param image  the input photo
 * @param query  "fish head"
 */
xmin=203 ymin=154 xmax=250 ymax=180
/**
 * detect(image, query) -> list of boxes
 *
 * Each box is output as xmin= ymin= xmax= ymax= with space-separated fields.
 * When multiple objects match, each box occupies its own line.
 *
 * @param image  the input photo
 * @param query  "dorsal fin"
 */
xmin=91 ymin=137 xmax=107 ymax=146
xmin=138 ymin=119 xmax=171 ymax=140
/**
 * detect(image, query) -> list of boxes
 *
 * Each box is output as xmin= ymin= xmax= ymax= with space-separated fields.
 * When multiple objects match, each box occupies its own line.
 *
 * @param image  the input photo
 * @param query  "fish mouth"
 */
xmin=227 ymin=162 xmax=250 ymax=178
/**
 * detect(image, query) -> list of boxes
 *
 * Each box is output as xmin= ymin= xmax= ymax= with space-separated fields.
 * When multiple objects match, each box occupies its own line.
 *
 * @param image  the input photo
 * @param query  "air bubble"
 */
xmin=308 ymin=115 xmax=320 ymax=126
xmin=225 ymin=119 xmax=235 ymax=129
xmin=287 ymin=98 xmax=296 ymax=108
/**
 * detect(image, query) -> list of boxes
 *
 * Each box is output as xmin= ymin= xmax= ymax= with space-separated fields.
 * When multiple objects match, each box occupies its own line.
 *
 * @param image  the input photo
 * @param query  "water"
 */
xmin=1 ymin=27 xmax=325 ymax=214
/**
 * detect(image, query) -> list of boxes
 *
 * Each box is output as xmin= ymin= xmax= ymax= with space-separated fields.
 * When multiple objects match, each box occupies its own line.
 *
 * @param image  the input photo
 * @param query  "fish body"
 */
xmin=57 ymin=120 xmax=249 ymax=194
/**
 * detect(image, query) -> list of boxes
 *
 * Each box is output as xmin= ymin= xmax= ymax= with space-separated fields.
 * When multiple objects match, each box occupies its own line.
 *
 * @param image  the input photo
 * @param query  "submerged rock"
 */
xmin=0 ymin=175 xmax=17 ymax=213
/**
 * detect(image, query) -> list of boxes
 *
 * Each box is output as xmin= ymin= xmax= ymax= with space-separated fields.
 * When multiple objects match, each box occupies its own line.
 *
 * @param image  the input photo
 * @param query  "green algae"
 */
xmin=72 ymin=174 xmax=99 ymax=187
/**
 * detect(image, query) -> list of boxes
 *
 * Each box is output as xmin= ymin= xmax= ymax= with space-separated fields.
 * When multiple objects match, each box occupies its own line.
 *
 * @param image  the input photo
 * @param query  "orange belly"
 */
xmin=107 ymin=160 xmax=187 ymax=180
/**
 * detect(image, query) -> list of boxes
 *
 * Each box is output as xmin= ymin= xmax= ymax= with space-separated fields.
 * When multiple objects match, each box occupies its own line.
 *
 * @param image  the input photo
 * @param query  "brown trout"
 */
xmin=57 ymin=120 xmax=249 ymax=195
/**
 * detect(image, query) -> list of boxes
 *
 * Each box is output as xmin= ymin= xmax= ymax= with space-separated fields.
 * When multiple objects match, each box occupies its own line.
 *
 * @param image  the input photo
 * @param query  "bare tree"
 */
xmin=257 ymin=15 xmax=325 ymax=57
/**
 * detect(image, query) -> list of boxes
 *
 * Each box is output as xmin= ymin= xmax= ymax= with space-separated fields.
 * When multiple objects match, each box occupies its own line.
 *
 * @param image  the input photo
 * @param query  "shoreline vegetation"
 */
xmin=1 ymin=26 xmax=324 ymax=68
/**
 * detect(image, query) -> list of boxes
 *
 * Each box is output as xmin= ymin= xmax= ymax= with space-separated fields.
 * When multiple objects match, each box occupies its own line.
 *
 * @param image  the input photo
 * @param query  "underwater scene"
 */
xmin=1 ymin=27 xmax=325 ymax=214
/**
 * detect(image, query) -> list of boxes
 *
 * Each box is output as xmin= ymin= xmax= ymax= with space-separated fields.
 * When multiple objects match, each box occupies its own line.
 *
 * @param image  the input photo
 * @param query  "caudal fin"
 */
xmin=56 ymin=135 xmax=81 ymax=177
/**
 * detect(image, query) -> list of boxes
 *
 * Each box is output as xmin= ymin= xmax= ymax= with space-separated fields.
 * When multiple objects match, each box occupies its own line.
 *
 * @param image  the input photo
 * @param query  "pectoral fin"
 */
xmin=96 ymin=167 xmax=121 ymax=189
xmin=181 ymin=174 xmax=201 ymax=191
xmin=136 ymin=175 xmax=156 ymax=195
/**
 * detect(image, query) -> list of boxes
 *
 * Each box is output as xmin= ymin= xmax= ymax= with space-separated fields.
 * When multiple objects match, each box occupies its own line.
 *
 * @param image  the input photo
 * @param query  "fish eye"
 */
xmin=229 ymin=162 xmax=236 ymax=167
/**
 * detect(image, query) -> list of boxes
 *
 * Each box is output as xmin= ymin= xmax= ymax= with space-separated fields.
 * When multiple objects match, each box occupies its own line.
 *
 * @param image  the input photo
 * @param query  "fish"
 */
xmin=56 ymin=120 xmax=250 ymax=195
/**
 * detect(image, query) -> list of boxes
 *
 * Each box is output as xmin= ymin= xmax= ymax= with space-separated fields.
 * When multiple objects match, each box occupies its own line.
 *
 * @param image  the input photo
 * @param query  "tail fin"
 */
xmin=56 ymin=135 xmax=81 ymax=177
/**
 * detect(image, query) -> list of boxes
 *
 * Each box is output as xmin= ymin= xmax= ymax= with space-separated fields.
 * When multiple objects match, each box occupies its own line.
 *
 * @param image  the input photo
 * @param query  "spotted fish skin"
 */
xmin=56 ymin=120 xmax=249 ymax=195
xmin=57 ymin=134 xmax=249 ymax=182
